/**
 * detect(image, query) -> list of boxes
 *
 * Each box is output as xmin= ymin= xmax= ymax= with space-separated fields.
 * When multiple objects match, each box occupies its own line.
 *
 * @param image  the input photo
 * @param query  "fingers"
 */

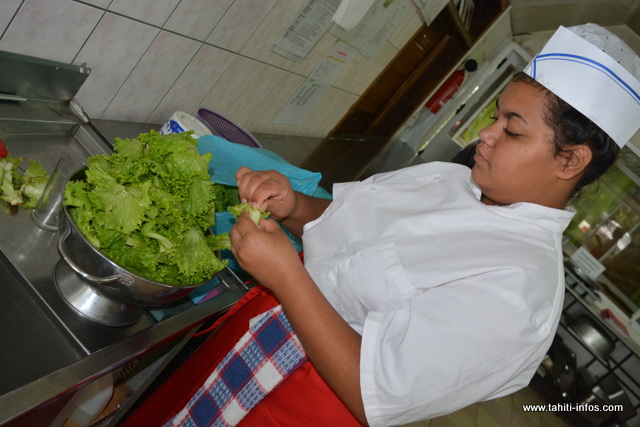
xmin=235 ymin=166 xmax=253 ymax=184
xmin=229 ymin=212 xmax=252 ymax=257
xmin=230 ymin=212 xmax=285 ymax=273
xmin=236 ymin=169 xmax=287 ymax=210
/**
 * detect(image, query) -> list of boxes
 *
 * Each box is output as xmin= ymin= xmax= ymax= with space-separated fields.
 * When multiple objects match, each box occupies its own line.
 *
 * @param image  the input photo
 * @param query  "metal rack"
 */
xmin=556 ymin=265 xmax=640 ymax=426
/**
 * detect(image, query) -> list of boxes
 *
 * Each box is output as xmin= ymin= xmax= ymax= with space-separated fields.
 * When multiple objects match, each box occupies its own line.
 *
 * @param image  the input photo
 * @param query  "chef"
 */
xmin=122 ymin=23 xmax=640 ymax=427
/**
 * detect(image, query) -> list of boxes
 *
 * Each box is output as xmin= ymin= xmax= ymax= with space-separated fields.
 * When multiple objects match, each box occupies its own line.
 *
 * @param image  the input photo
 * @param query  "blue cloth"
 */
xmin=197 ymin=135 xmax=323 ymax=195
xmin=197 ymin=135 xmax=331 ymax=272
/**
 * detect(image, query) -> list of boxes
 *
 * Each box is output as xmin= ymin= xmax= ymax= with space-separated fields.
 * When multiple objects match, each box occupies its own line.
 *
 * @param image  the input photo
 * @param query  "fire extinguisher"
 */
xmin=425 ymin=59 xmax=477 ymax=114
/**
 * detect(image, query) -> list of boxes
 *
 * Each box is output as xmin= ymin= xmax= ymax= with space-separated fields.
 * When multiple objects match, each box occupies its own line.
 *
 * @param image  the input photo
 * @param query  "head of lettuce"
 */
xmin=63 ymin=130 xmax=230 ymax=286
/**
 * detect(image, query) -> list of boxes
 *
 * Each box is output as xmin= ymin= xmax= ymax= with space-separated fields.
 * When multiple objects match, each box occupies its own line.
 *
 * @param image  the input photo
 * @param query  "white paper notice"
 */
xmin=273 ymin=42 xmax=357 ymax=125
xmin=272 ymin=0 xmax=342 ymax=63
xmin=412 ymin=0 xmax=449 ymax=24
xmin=330 ymin=0 xmax=402 ymax=55
xmin=360 ymin=1 xmax=412 ymax=57
xmin=571 ymin=246 xmax=606 ymax=280
xmin=333 ymin=0 xmax=377 ymax=31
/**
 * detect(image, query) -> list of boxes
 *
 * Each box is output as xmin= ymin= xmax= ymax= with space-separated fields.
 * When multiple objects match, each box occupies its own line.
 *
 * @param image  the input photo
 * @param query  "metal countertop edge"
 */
xmin=0 ymin=287 xmax=245 ymax=425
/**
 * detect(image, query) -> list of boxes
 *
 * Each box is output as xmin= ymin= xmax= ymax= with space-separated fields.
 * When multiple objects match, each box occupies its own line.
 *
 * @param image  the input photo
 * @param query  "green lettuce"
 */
xmin=0 ymin=156 xmax=49 ymax=208
xmin=228 ymin=202 xmax=269 ymax=225
xmin=20 ymin=160 xmax=50 ymax=208
xmin=64 ymin=130 xmax=229 ymax=286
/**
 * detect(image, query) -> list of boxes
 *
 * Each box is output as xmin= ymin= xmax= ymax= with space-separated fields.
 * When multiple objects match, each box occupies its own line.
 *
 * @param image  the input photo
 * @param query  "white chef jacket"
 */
xmin=301 ymin=162 xmax=574 ymax=427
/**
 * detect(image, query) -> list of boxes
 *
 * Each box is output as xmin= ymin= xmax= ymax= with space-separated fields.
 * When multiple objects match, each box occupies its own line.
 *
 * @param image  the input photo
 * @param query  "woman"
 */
xmin=122 ymin=24 xmax=640 ymax=426
xmin=229 ymin=74 xmax=591 ymax=425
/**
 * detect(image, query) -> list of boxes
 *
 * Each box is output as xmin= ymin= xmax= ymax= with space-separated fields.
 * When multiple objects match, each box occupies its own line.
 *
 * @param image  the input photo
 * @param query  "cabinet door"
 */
xmin=333 ymin=8 xmax=469 ymax=140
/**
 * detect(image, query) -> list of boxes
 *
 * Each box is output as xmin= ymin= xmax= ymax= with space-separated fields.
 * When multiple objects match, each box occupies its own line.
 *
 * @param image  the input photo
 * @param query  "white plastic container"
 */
xmin=160 ymin=111 xmax=213 ymax=138
xmin=67 ymin=373 xmax=114 ymax=426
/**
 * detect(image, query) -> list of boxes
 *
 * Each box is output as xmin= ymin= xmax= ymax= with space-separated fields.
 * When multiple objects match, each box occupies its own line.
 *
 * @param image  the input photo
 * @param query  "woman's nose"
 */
xmin=478 ymin=122 xmax=497 ymax=147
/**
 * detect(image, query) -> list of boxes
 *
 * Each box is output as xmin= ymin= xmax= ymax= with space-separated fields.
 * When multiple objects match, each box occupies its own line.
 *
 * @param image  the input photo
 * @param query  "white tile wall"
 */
xmin=0 ymin=0 xmax=423 ymax=138
xmin=108 ymin=0 xmax=181 ymax=27
xmin=75 ymin=13 xmax=160 ymax=118
xmin=1 ymin=0 xmax=103 ymax=63
xmin=164 ymin=0 xmax=234 ymax=42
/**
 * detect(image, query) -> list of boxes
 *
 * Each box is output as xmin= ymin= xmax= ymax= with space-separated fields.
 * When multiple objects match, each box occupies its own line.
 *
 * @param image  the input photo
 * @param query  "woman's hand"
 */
xmin=230 ymin=211 xmax=304 ymax=291
xmin=230 ymin=187 xmax=366 ymax=423
xmin=236 ymin=166 xmax=296 ymax=221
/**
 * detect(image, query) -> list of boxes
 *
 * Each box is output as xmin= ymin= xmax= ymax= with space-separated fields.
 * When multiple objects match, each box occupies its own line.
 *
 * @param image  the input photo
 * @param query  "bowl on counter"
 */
xmin=55 ymin=170 xmax=217 ymax=327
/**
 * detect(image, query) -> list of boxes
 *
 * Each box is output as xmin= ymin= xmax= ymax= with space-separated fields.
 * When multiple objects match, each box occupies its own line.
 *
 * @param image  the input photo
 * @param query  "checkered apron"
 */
xmin=164 ymin=305 xmax=307 ymax=427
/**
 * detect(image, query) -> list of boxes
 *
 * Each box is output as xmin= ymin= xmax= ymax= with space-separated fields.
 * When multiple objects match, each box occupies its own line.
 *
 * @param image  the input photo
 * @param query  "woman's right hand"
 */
xmin=235 ymin=166 xmax=296 ymax=221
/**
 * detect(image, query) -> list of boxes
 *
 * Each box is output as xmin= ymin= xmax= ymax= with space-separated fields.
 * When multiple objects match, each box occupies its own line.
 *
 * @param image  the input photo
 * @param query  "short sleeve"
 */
xmin=360 ymin=275 xmax=555 ymax=427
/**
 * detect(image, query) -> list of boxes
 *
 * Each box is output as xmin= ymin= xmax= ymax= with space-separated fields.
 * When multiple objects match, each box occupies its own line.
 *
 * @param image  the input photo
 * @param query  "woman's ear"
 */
xmin=557 ymin=145 xmax=592 ymax=180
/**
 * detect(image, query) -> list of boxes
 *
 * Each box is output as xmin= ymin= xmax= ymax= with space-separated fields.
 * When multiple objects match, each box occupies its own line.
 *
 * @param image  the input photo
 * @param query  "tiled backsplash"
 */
xmin=0 ymin=0 xmax=422 ymax=138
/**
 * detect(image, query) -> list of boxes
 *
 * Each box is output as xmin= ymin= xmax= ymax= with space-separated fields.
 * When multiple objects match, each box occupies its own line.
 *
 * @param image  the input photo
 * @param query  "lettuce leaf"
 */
xmin=64 ymin=130 xmax=229 ymax=286
xmin=0 ymin=155 xmax=49 ymax=208
xmin=20 ymin=159 xmax=50 ymax=208
xmin=228 ymin=202 xmax=270 ymax=225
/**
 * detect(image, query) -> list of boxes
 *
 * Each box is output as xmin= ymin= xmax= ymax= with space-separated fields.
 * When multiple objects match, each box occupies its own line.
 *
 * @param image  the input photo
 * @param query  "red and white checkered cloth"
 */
xmin=165 ymin=304 xmax=307 ymax=427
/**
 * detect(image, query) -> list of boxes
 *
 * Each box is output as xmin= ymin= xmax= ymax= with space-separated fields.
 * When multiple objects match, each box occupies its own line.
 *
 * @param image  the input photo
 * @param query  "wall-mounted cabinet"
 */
xmin=301 ymin=0 xmax=509 ymax=188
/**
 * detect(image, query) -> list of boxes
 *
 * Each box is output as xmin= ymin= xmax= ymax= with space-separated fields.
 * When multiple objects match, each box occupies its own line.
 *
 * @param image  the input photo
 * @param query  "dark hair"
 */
xmin=511 ymin=71 xmax=620 ymax=198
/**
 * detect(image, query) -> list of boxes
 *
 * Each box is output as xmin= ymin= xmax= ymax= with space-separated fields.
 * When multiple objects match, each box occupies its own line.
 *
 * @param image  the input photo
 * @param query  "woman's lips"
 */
xmin=473 ymin=148 xmax=487 ymax=165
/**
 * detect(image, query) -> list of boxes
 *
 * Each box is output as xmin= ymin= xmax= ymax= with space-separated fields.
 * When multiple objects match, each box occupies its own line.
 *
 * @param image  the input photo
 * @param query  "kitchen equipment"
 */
xmin=0 ymin=49 xmax=248 ymax=426
xmin=196 ymin=107 xmax=261 ymax=148
xmin=566 ymin=313 xmax=616 ymax=362
xmin=32 ymin=156 xmax=85 ymax=231
xmin=546 ymin=338 xmax=577 ymax=400
xmin=55 ymin=170 xmax=217 ymax=326
xmin=577 ymin=368 xmax=637 ymax=424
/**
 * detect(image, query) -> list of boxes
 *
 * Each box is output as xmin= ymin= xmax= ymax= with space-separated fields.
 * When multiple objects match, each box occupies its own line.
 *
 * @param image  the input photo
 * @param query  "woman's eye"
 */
xmin=489 ymin=115 xmax=498 ymax=121
xmin=503 ymin=128 xmax=518 ymax=138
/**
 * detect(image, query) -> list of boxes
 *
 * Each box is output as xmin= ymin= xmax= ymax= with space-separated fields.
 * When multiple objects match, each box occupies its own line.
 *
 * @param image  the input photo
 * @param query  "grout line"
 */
xmin=0 ymin=0 xmax=25 ymax=41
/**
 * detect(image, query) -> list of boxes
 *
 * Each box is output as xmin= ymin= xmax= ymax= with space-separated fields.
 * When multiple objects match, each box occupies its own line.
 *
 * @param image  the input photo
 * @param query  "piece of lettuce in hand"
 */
xmin=228 ymin=202 xmax=269 ymax=225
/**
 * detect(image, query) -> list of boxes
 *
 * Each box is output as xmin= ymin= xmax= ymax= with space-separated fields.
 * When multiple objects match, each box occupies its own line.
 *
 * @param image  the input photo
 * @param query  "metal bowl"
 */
xmin=55 ymin=170 xmax=216 ymax=326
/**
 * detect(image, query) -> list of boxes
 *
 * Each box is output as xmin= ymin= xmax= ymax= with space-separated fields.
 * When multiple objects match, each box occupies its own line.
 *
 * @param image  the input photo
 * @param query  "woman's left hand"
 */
xmin=230 ymin=211 xmax=304 ymax=290
xmin=231 ymin=214 xmax=367 ymax=424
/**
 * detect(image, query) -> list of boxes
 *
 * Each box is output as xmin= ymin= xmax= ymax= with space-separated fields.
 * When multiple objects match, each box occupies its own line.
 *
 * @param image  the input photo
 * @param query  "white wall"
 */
xmin=0 ymin=0 xmax=423 ymax=138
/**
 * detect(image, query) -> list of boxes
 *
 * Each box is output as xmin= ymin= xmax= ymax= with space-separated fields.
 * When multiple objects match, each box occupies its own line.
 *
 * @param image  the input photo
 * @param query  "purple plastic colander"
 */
xmin=196 ymin=108 xmax=262 ymax=148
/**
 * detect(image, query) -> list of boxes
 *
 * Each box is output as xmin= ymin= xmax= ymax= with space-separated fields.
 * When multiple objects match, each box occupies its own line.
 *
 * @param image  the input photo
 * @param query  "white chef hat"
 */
xmin=523 ymin=23 xmax=640 ymax=148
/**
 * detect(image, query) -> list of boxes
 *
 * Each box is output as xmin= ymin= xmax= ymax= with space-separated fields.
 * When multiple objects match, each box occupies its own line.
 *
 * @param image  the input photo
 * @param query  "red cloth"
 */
xmin=121 ymin=285 xmax=364 ymax=426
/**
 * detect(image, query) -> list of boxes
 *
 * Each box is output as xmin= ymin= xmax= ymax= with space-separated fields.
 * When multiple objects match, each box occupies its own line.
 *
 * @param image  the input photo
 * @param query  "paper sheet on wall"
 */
xmin=412 ymin=0 xmax=449 ymax=24
xmin=272 ymin=42 xmax=357 ymax=125
xmin=571 ymin=246 xmax=606 ymax=280
xmin=360 ymin=1 xmax=413 ymax=57
xmin=330 ymin=0 xmax=405 ymax=57
xmin=333 ymin=0 xmax=377 ymax=31
xmin=271 ymin=0 xmax=342 ymax=63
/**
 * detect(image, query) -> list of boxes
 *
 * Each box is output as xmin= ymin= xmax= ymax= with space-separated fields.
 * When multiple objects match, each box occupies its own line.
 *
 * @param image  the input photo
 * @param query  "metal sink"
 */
xmin=0 ymin=249 xmax=85 ymax=396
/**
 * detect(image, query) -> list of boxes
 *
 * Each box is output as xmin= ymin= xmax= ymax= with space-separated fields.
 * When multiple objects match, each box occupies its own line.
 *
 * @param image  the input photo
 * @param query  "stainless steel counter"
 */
xmin=0 ymin=102 xmax=246 ymax=425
